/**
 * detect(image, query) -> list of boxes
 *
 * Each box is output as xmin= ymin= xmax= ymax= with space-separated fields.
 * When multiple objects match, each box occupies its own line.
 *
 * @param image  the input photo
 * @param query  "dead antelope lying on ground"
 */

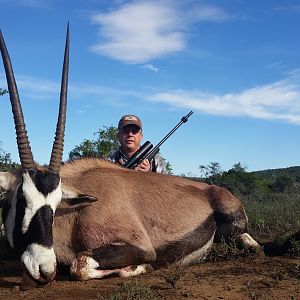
xmin=0 ymin=27 xmax=261 ymax=289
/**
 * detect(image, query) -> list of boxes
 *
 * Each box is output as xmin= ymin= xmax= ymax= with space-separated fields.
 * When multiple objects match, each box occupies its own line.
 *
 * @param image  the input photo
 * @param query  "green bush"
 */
xmin=268 ymin=175 xmax=294 ymax=193
xmin=199 ymin=162 xmax=268 ymax=196
xmin=242 ymin=192 xmax=300 ymax=241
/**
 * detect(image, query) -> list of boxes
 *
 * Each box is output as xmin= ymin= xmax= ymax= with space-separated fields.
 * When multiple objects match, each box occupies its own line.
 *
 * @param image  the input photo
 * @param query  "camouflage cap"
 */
xmin=118 ymin=115 xmax=142 ymax=130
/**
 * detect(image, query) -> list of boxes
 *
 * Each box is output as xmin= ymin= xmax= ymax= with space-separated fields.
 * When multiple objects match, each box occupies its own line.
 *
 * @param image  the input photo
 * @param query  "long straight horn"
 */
xmin=0 ymin=30 xmax=35 ymax=170
xmin=48 ymin=24 xmax=69 ymax=174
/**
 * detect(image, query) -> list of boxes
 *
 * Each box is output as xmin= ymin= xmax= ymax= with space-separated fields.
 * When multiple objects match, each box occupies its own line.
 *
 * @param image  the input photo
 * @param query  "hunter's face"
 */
xmin=118 ymin=125 xmax=143 ymax=155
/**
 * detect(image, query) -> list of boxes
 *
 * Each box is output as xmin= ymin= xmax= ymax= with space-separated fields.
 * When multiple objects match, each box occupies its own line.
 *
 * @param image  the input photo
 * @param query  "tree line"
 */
xmin=196 ymin=161 xmax=298 ymax=196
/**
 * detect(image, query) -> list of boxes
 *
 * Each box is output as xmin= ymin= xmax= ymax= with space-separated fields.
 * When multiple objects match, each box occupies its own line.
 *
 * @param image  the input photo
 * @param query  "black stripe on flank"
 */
xmin=89 ymin=243 xmax=156 ymax=269
xmin=153 ymin=214 xmax=216 ymax=268
xmin=70 ymin=215 xmax=216 ymax=271
xmin=27 ymin=169 xmax=60 ymax=196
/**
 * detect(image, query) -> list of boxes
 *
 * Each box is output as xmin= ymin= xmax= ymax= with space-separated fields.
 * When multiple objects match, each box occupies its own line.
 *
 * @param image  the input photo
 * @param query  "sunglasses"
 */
xmin=121 ymin=126 xmax=141 ymax=134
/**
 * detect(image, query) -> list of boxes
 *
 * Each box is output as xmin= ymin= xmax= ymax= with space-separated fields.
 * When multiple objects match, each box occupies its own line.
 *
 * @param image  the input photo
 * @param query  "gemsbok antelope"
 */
xmin=0 ymin=27 xmax=261 ymax=289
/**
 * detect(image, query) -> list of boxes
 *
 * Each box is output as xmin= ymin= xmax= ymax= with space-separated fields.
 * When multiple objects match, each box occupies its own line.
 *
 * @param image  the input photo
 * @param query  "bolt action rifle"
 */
xmin=124 ymin=111 xmax=193 ymax=169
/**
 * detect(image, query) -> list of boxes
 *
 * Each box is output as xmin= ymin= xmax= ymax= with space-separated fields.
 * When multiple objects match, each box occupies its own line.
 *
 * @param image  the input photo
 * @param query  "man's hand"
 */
xmin=135 ymin=159 xmax=151 ymax=172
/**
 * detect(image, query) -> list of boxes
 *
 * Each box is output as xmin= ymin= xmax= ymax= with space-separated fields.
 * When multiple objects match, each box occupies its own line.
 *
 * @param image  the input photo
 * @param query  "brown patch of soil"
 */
xmin=1 ymin=257 xmax=300 ymax=299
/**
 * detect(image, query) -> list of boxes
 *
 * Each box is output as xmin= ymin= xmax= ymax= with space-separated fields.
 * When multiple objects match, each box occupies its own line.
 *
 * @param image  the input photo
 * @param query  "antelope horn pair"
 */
xmin=0 ymin=24 xmax=69 ymax=174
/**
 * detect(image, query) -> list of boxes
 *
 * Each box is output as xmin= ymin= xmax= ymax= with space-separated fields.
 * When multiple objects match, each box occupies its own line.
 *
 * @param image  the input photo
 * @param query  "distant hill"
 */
xmin=188 ymin=166 xmax=300 ymax=183
xmin=252 ymin=166 xmax=300 ymax=182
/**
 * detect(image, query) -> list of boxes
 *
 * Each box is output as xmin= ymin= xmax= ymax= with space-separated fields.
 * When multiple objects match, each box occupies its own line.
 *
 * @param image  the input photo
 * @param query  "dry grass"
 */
xmin=97 ymin=281 xmax=157 ymax=300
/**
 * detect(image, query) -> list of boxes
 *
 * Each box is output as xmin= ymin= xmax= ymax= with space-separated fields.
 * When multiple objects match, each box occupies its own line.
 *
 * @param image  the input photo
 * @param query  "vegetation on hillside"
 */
xmin=197 ymin=161 xmax=299 ymax=196
xmin=196 ymin=162 xmax=300 ymax=242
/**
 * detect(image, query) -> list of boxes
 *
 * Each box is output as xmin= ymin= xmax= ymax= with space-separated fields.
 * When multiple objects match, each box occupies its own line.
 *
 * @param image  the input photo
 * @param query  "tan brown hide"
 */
xmin=53 ymin=157 xmax=247 ymax=268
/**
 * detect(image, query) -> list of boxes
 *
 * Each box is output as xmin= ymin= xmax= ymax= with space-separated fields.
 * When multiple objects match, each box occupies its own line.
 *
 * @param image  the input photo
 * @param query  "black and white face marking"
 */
xmin=3 ymin=169 xmax=62 ymax=282
xmin=21 ymin=170 xmax=61 ymax=234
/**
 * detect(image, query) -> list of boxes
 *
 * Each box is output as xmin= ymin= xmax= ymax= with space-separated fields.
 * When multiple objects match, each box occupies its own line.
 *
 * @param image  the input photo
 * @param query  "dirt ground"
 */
xmin=1 ymin=256 xmax=300 ymax=300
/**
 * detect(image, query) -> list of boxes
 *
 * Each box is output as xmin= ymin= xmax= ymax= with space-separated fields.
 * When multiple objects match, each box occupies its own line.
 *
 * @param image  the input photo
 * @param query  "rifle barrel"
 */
xmin=145 ymin=111 xmax=193 ymax=160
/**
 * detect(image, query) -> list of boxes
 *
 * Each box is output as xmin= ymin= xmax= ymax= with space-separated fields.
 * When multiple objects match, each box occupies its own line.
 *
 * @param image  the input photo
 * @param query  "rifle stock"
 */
xmin=123 ymin=141 xmax=153 ymax=169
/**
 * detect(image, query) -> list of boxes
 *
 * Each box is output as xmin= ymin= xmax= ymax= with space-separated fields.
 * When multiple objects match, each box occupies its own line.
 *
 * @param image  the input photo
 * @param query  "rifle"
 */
xmin=124 ymin=111 xmax=193 ymax=169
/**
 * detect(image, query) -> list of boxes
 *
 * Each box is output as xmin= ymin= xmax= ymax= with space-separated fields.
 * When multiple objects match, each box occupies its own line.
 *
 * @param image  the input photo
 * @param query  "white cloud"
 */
xmin=0 ymin=0 xmax=53 ymax=8
xmin=90 ymin=1 xmax=183 ymax=63
xmin=89 ymin=1 xmax=230 ymax=63
xmin=3 ymin=70 xmax=300 ymax=125
xmin=0 ymin=74 xmax=58 ymax=100
xmin=142 ymin=64 xmax=159 ymax=72
xmin=148 ymin=71 xmax=300 ymax=125
xmin=274 ymin=5 xmax=300 ymax=13
xmin=266 ymin=61 xmax=287 ymax=70
xmin=187 ymin=4 xmax=230 ymax=22
xmin=0 ymin=73 xmax=139 ymax=102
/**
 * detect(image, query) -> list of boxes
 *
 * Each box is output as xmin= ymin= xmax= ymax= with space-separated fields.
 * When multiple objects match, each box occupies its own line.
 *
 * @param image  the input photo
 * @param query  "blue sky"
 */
xmin=0 ymin=0 xmax=300 ymax=176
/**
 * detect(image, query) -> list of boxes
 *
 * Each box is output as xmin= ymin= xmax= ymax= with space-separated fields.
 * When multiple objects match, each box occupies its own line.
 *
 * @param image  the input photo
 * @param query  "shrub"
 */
xmin=268 ymin=175 xmax=294 ymax=193
xmin=241 ymin=192 xmax=300 ymax=241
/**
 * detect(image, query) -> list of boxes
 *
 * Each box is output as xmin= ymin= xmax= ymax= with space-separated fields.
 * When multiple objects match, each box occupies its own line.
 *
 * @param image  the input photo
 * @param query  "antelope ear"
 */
xmin=61 ymin=184 xmax=98 ymax=206
xmin=0 ymin=172 xmax=17 ymax=191
xmin=64 ymin=195 xmax=98 ymax=206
